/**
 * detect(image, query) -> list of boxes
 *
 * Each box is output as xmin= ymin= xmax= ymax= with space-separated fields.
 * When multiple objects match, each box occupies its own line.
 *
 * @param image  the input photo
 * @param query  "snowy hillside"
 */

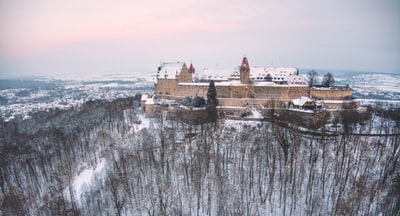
xmin=0 ymin=73 xmax=154 ymax=121
xmin=0 ymin=70 xmax=399 ymax=215
xmin=0 ymin=98 xmax=399 ymax=215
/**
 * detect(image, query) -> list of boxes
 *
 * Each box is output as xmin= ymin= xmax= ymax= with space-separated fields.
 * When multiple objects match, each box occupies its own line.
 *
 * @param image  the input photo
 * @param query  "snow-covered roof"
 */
xmin=156 ymin=62 xmax=184 ymax=79
xmin=250 ymin=66 xmax=299 ymax=81
xmin=195 ymin=68 xmax=234 ymax=81
xmin=145 ymin=97 xmax=154 ymax=105
xmin=229 ymin=66 xmax=298 ymax=81
xmin=287 ymin=75 xmax=308 ymax=86
xmin=292 ymin=96 xmax=313 ymax=106
xmin=156 ymin=58 xmax=299 ymax=83
xmin=140 ymin=94 xmax=148 ymax=101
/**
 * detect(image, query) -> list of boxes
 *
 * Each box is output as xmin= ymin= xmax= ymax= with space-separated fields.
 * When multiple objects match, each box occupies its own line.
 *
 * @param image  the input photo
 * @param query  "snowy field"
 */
xmin=0 ymin=72 xmax=154 ymax=121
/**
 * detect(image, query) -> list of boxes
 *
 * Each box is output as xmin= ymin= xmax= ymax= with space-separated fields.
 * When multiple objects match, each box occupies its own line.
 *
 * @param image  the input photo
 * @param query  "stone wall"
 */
xmin=289 ymin=86 xmax=310 ymax=99
xmin=218 ymin=98 xmax=251 ymax=107
xmin=217 ymin=106 xmax=247 ymax=117
xmin=155 ymin=79 xmax=178 ymax=96
xmin=323 ymin=100 xmax=360 ymax=109
xmin=177 ymin=83 xmax=209 ymax=98
xmin=310 ymin=88 xmax=352 ymax=100
xmin=156 ymin=79 xmax=312 ymax=101
xmin=155 ymin=79 xmax=357 ymax=110
xmin=253 ymin=86 xmax=308 ymax=100
xmin=219 ymin=98 xmax=288 ymax=108
xmin=217 ymin=85 xmax=254 ymax=98
xmin=254 ymin=86 xmax=286 ymax=99
xmin=166 ymin=108 xmax=212 ymax=125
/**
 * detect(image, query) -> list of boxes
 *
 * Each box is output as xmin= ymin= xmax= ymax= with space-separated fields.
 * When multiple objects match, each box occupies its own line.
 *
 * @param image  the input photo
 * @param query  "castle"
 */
xmin=151 ymin=56 xmax=358 ymax=109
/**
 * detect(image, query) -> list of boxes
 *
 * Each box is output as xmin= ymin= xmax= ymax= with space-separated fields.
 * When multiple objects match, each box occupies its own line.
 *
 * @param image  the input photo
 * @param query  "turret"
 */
xmin=177 ymin=63 xmax=193 ymax=83
xmin=188 ymin=63 xmax=195 ymax=74
xmin=240 ymin=57 xmax=250 ymax=84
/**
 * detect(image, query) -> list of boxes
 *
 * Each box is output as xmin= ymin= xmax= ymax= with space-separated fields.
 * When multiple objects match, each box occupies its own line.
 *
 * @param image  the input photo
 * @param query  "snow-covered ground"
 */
xmin=73 ymin=158 xmax=107 ymax=203
xmin=325 ymin=70 xmax=400 ymax=100
xmin=0 ymin=73 xmax=154 ymax=121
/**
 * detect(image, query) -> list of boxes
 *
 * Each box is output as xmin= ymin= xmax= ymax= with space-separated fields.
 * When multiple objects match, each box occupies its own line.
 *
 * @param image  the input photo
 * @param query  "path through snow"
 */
xmin=73 ymin=158 xmax=106 ymax=203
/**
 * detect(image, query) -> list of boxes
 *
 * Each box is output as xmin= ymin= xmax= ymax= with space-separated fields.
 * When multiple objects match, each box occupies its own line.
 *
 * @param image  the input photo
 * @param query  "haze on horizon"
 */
xmin=0 ymin=0 xmax=399 ymax=78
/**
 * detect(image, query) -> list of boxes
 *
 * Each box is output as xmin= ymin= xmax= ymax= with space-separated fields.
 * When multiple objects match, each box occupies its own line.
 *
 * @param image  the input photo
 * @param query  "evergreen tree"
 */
xmin=192 ymin=95 xmax=206 ymax=107
xmin=207 ymin=80 xmax=218 ymax=106
xmin=206 ymin=80 xmax=218 ymax=122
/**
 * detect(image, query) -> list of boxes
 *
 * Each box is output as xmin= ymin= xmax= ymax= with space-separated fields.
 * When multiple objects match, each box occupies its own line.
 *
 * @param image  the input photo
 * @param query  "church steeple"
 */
xmin=240 ymin=56 xmax=250 ymax=84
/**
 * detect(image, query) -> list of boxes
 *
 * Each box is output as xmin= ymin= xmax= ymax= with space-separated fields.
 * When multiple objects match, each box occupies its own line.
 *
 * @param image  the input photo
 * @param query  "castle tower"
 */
xmin=188 ymin=63 xmax=195 ymax=74
xmin=240 ymin=56 xmax=250 ymax=84
xmin=177 ymin=63 xmax=193 ymax=83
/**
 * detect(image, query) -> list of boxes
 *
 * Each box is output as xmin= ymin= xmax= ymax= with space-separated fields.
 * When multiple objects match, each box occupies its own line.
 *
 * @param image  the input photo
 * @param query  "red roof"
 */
xmin=188 ymin=63 xmax=195 ymax=73
xmin=240 ymin=57 xmax=250 ymax=71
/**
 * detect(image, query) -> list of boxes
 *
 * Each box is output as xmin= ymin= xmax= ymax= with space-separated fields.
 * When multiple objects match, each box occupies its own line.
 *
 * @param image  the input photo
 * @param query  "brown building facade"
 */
xmin=154 ymin=57 xmax=357 ymax=109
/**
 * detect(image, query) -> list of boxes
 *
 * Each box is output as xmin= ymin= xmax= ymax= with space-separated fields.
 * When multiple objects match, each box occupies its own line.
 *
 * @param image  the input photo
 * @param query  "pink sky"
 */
xmin=1 ymin=0 xmax=244 ymax=57
xmin=0 ymin=0 xmax=399 ymax=77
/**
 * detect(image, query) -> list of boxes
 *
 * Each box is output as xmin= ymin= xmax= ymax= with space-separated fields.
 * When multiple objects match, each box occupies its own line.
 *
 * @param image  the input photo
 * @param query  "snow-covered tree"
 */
xmin=307 ymin=70 xmax=319 ymax=86
xmin=322 ymin=72 xmax=335 ymax=87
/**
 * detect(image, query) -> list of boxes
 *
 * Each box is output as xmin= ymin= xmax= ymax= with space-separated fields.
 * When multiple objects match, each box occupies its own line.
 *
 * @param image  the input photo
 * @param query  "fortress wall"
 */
xmin=323 ymin=100 xmax=360 ymax=109
xmin=155 ymin=79 xmax=179 ymax=96
xmin=279 ymin=109 xmax=331 ymax=129
xmin=219 ymin=98 xmax=288 ymax=108
xmin=261 ymin=100 xmax=288 ymax=108
xmin=177 ymin=84 xmax=209 ymax=98
xmin=288 ymin=86 xmax=309 ymax=99
xmin=219 ymin=85 xmax=254 ymax=98
xmin=156 ymin=79 xmax=355 ymax=110
xmin=253 ymin=86 xmax=308 ymax=100
xmin=218 ymin=98 xmax=249 ymax=106
xmin=217 ymin=106 xmax=247 ymax=116
xmin=168 ymin=108 xmax=212 ymax=124
xmin=216 ymin=85 xmax=232 ymax=98
xmin=253 ymin=86 xmax=287 ymax=99
xmin=310 ymin=88 xmax=352 ymax=100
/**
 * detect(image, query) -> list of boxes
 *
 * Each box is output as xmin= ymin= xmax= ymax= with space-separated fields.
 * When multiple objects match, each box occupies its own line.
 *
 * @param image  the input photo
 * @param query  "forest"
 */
xmin=0 ymin=96 xmax=399 ymax=215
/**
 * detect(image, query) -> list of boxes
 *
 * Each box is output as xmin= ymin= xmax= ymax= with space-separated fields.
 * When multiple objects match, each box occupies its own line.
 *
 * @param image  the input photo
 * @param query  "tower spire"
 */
xmin=189 ymin=63 xmax=195 ymax=74
xmin=240 ymin=56 xmax=250 ymax=84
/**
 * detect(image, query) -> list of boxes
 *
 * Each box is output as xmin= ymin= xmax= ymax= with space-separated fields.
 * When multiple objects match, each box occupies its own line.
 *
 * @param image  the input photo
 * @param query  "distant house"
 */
xmin=292 ymin=96 xmax=316 ymax=110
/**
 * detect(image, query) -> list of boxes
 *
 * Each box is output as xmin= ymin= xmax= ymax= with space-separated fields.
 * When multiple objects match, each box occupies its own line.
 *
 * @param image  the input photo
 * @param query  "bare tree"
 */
xmin=322 ymin=72 xmax=335 ymax=87
xmin=307 ymin=70 xmax=319 ymax=86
